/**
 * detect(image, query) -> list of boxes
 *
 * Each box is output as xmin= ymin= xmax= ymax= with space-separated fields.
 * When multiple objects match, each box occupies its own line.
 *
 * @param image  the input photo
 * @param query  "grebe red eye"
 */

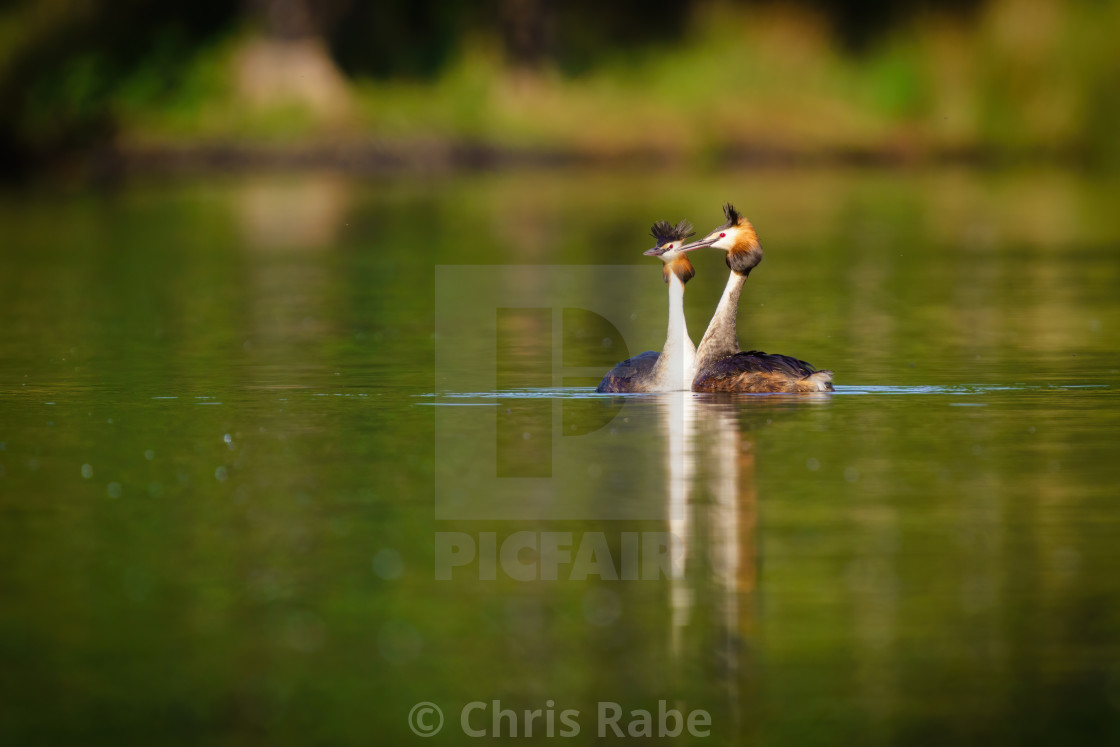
xmin=720 ymin=233 xmax=726 ymax=238
xmin=668 ymin=244 xmax=673 ymax=249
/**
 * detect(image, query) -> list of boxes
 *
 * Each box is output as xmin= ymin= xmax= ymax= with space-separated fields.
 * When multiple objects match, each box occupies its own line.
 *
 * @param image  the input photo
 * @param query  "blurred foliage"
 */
xmin=0 ymin=0 xmax=237 ymax=170
xmin=1 ymin=0 xmax=1120 ymax=174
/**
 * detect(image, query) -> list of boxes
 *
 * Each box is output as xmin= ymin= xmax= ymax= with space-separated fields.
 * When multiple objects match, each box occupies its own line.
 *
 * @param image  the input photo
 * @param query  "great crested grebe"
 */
xmin=597 ymin=220 xmax=699 ymax=393
xmin=679 ymin=204 xmax=833 ymax=393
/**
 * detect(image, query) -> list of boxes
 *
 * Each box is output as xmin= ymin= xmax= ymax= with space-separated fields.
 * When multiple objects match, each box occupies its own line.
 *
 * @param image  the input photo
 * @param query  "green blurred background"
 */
xmin=3 ymin=3 xmax=1120 ymax=746
xmin=3 ymin=0 xmax=1120 ymax=178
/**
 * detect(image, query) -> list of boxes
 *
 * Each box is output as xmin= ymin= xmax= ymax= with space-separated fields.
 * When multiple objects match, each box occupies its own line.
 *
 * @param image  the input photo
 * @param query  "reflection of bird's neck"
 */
xmin=651 ymin=273 xmax=696 ymax=391
xmin=696 ymin=270 xmax=747 ymax=370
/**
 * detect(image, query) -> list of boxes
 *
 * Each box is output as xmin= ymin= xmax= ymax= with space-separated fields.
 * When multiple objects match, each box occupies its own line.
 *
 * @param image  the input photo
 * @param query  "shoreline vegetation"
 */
xmin=4 ymin=0 xmax=1119 ymax=178
xmin=102 ymin=139 xmax=1083 ymax=178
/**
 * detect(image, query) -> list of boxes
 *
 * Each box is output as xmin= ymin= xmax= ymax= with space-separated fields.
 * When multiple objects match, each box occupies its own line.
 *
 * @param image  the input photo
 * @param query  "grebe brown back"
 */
xmin=679 ymin=204 xmax=833 ymax=393
xmin=597 ymin=220 xmax=699 ymax=393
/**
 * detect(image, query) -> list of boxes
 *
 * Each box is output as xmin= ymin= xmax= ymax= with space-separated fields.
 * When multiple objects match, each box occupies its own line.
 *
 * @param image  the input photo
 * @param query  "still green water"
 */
xmin=1 ymin=169 xmax=1119 ymax=745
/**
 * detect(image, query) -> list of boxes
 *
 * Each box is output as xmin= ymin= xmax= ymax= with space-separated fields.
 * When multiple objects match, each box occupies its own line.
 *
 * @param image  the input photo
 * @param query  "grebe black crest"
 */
xmin=649 ymin=219 xmax=695 ymax=244
xmin=645 ymin=219 xmax=696 ymax=285
xmin=596 ymin=218 xmax=700 ymax=393
xmin=719 ymin=203 xmax=741 ymax=228
xmin=678 ymin=203 xmax=833 ymax=394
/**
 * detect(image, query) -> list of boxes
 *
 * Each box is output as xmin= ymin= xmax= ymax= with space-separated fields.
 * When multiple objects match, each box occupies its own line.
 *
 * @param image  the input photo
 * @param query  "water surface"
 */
xmin=1 ymin=168 xmax=1119 ymax=745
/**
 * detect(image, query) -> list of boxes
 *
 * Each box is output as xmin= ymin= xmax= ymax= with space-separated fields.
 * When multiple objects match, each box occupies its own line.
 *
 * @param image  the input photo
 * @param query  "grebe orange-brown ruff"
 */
xmin=596 ymin=220 xmax=698 ymax=393
xmin=679 ymin=204 xmax=833 ymax=393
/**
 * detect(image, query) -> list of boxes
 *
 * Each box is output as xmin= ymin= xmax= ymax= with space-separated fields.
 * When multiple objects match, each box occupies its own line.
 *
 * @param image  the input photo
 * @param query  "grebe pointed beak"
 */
xmin=678 ymin=236 xmax=721 ymax=252
xmin=643 ymin=245 xmax=666 ymax=256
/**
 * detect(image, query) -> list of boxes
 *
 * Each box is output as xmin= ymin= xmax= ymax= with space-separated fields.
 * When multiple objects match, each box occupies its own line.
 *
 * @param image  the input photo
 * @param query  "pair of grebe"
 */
xmin=597 ymin=203 xmax=833 ymax=394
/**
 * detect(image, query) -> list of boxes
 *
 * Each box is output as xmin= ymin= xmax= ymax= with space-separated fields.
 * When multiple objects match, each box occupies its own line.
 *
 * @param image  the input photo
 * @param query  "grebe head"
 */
xmin=644 ymin=219 xmax=696 ymax=283
xmin=679 ymin=203 xmax=763 ymax=275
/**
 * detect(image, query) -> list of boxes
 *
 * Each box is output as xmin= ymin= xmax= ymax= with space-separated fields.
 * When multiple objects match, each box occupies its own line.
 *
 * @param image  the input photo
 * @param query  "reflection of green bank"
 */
xmin=2 ymin=169 xmax=1120 ymax=745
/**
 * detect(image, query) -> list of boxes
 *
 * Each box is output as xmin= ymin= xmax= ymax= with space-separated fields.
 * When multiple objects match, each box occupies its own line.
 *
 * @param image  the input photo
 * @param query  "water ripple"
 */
xmin=414 ymin=383 xmax=1109 ymax=404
